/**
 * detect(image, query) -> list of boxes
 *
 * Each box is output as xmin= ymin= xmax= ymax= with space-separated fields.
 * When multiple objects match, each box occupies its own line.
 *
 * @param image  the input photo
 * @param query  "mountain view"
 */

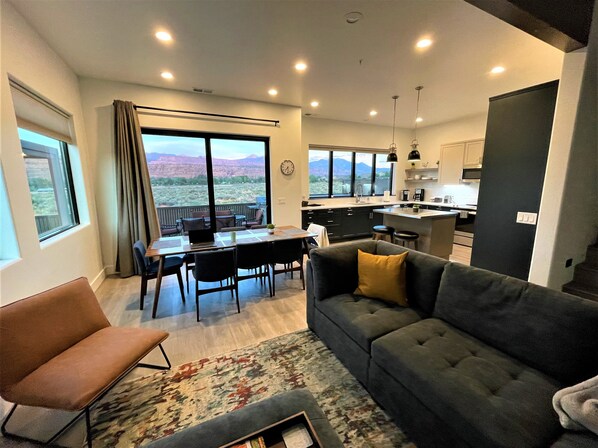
xmin=146 ymin=153 xmax=265 ymax=178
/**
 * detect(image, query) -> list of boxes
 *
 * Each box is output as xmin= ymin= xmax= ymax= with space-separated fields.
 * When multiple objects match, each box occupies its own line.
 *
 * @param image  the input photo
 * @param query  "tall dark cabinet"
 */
xmin=471 ymin=81 xmax=559 ymax=280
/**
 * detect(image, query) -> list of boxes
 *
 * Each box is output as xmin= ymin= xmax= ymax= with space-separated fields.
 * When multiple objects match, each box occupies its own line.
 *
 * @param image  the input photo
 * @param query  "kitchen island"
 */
xmin=374 ymin=207 xmax=457 ymax=259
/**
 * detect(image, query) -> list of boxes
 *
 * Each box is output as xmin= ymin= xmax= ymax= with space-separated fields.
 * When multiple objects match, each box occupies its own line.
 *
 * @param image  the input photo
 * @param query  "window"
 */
xmin=142 ymin=129 xmax=271 ymax=230
xmin=19 ymin=128 xmax=79 ymax=240
xmin=308 ymin=147 xmax=393 ymax=198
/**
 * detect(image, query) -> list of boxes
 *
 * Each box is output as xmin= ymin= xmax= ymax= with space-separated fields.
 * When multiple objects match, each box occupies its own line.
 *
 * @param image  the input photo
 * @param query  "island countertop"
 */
xmin=374 ymin=207 xmax=458 ymax=220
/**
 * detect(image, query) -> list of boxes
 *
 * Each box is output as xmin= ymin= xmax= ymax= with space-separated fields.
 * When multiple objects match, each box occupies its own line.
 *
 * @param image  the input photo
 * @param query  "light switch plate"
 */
xmin=516 ymin=211 xmax=537 ymax=225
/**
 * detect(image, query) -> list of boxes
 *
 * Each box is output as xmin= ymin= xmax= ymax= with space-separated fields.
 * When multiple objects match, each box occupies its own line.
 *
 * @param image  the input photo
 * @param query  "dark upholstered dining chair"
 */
xmin=269 ymin=239 xmax=305 ymax=295
xmin=133 ymin=241 xmax=185 ymax=310
xmin=236 ymin=242 xmax=272 ymax=297
xmin=180 ymin=218 xmax=206 ymax=292
xmin=192 ymin=249 xmax=239 ymax=321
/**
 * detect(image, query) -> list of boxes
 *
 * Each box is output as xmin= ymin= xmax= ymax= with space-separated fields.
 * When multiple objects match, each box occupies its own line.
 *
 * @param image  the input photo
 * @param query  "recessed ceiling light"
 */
xmin=369 ymin=110 xmax=378 ymax=117
xmin=416 ymin=38 xmax=433 ymax=49
xmin=161 ymin=71 xmax=174 ymax=80
xmin=155 ymin=31 xmax=172 ymax=42
xmin=490 ymin=66 xmax=506 ymax=74
xmin=268 ymin=88 xmax=278 ymax=96
xmin=416 ymin=117 xmax=423 ymax=123
xmin=295 ymin=62 xmax=307 ymax=72
xmin=310 ymin=101 xmax=319 ymax=107
xmin=345 ymin=12 xmax=363 ymax=24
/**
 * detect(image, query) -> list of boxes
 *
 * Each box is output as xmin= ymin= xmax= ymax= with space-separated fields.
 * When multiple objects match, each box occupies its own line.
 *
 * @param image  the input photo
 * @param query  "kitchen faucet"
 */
xmin=355 ymin=184 xmax=363 ymax=203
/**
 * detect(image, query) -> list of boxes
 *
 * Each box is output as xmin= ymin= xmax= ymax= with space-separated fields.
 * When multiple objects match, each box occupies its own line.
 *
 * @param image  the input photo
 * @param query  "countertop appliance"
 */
xmin=413 ymin=188 xmax=425 ymax=201
xmin=401 ymin=190 xmax=410 ymax=201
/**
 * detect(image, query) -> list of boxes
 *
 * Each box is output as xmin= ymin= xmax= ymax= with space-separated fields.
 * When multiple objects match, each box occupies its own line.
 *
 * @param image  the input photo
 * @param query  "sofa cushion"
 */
xmin=310 ymin=240 xmax=378 ymax=300
xmin=355 ymin=250 xmax=408 ymax=306
xmin=375 ymin=241 xmax=448 ymax=315
xmin=2 ymin=326 xmax=168 ymax=410
xmin=371 ymin=319 xmax=561 ymax=448
xmin=316 ymin=293 xmax=423 ymax=353
xmin=434 ymin=263 xmax=598 ymax=384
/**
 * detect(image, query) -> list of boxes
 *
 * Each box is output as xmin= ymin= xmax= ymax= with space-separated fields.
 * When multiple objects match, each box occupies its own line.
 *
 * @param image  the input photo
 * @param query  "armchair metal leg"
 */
xmin=137 ymin=343 xmax=172 ymax=370
xmin=1 ymin=403 xmax=91 ymax=447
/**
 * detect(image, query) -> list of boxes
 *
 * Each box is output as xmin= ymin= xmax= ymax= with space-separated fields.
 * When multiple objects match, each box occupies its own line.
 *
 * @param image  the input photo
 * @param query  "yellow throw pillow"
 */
xmin=354 ymin=249 xmax=409 ymax=306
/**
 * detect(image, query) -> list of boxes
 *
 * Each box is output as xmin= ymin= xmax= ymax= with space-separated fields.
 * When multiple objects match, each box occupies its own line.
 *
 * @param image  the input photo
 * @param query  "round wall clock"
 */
xmin=280 ymin=159 xmax=295 ymax=175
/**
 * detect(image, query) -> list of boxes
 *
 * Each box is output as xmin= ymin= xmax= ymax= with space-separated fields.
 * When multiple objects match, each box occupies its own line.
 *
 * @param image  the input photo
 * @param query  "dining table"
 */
xmin=145 ymin=225 xmax=317 ymax=318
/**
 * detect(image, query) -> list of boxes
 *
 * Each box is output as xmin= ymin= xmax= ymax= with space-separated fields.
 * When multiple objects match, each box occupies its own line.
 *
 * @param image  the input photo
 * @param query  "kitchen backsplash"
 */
xmin=404 ymin=181 xmax=480 ymax=205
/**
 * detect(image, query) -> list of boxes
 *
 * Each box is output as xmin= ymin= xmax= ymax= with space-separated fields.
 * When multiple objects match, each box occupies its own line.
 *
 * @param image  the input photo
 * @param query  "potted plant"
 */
xmin=266 ymin=223 xmax=276 ymax=234
xmin=412 ymin=204 xmax=420 ymax=213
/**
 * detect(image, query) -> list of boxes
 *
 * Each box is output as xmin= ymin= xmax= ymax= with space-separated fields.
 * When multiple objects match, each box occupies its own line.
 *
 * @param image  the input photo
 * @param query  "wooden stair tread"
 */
xmin=563 ymin=281 xmax=598 ymax=302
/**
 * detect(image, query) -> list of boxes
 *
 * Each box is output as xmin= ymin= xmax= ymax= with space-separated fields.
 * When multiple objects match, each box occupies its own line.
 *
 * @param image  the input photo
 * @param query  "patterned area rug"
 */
xmin=91 ymin=330 xmax=412 ymax=447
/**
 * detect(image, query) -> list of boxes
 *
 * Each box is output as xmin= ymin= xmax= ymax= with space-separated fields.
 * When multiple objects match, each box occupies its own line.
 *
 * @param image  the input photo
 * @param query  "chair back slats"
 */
xmin=0 ymin=278 xmax=110 ymax=391
xmin=271 ymin=239 xmax=303 ymax=264
xmin=193 ymin=249 xmax=236 ymax=282
xmin=191 ymin=211 xmax=210 ymax=218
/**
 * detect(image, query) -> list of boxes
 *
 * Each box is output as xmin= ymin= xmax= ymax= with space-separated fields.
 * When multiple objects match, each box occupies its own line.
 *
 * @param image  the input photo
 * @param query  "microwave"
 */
xmin=462 ymin=168 xmax=482 ymax=182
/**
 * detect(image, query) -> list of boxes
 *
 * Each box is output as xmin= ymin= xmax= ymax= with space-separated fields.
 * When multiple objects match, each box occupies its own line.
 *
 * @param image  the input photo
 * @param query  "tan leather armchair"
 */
xmin=0 ymin=277 xmax=170 ymax=447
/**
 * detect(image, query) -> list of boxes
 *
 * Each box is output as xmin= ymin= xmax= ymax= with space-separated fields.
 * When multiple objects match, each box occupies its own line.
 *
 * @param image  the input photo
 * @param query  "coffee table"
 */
xmin=146 ymin=389 xmax=342 ymax=448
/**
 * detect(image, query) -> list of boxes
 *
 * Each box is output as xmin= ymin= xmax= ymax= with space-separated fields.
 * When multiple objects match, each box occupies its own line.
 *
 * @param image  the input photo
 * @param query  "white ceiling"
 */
xmin=10 ymin=0 xmax=564 ymax=128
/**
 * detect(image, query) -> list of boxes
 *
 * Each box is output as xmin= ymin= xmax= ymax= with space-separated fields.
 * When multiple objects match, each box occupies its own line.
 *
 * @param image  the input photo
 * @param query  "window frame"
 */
xmin=308 ymin=148 xmax=393 ymax=199
xmin=141 ymin=127 xmax=272 ymax=224
xmin=20 ymin=136 xmax=79 ymax=241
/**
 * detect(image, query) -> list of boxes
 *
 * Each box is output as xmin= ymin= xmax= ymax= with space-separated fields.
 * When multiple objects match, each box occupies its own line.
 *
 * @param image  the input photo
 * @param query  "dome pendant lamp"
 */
xmin=408 ymin=86 xmax=423 ymax=162
xmin=386 ymin=95 xmax=399 ymax=163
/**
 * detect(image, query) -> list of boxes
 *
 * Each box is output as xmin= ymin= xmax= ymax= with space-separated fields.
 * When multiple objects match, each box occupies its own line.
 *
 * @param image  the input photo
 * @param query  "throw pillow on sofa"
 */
xmin=354 ymin=249 xmax=408 ymax=306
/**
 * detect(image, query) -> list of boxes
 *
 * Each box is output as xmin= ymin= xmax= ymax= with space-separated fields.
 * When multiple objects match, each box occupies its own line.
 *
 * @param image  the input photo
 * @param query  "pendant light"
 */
xmin=386 ymin=95 xmax=399 ymax=163
xmin=408 ymin=86 xmax=423 ymax=162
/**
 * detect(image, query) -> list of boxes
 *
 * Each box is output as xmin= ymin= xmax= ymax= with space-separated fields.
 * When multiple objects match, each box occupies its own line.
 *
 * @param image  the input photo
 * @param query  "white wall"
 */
xmin=301 ymin=116 xmax=412 ymax=205
xmin=398 ymin=113 xmax=488 ymax=204
xmin=528 ymin=50 xmax=588 ymax=286
xmin=0 ymin=1 xmax=104 ymax=304
xmin=79 ymin=78 xmax=302 ymax=273
xmin=531 ymin=2 xmax=598 ymax=289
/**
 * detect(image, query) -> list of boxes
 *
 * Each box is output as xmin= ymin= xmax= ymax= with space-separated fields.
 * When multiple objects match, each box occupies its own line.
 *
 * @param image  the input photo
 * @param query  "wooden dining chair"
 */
xmin=133 ymin=241 xmax=185 ymax=310
xmin=192 ymin=249 xmax=239 ymax=321
xmin=269 ymin=239 xmax=305 ymax=295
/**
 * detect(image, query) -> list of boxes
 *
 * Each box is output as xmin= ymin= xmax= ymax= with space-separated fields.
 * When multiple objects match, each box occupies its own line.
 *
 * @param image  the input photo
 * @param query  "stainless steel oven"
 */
xmin=451 ymin=209 xmax=476 ymax=247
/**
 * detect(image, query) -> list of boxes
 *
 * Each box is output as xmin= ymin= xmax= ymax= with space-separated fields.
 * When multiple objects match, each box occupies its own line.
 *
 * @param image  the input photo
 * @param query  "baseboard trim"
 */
xmin=90 ymin=268 xmax=106 ymax=291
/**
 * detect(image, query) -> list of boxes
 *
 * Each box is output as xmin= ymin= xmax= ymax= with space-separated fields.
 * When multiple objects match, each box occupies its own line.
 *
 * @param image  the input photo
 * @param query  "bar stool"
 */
xmin=372 ymin=225 xmax=395 ymax=243
xmin=394 ymin=230 xmax=419 ymax=250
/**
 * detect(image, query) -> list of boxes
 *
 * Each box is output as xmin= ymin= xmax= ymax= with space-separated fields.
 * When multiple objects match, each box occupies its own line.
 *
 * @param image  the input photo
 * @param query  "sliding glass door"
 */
xmin=141 ymin=129 xmax=270 ymax=232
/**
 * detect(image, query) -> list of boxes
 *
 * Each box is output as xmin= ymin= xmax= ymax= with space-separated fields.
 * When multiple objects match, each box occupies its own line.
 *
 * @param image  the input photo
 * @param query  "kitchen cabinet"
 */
xmin=302 ymin=205 xmax=383 ymax=241
xmin=438 ymin=143 xmax=465 ymax=185
xmin=463 ymin=139 xmax=485 ymax=167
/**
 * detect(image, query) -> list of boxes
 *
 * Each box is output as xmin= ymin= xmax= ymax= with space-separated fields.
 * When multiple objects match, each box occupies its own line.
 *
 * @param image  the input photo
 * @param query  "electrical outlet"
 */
xmin=565 ymin=258 xmax=573 ymax=268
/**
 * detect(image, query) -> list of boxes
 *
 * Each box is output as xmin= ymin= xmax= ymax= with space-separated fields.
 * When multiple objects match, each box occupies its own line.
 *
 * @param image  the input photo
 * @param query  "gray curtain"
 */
xmin=114 ymin=100 xmax=160 ymax=277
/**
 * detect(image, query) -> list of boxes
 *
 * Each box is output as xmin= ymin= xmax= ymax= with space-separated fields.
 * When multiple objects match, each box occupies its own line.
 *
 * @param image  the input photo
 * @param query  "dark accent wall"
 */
xmin=471 ymin=81 xmax=559 ymax=280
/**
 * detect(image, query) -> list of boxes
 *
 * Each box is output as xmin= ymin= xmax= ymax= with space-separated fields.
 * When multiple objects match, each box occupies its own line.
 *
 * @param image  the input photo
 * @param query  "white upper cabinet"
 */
xmin=439 ymin=143 xmax=466 ymax=185
xmin=463 ymin=139 xmax=485 ymax=167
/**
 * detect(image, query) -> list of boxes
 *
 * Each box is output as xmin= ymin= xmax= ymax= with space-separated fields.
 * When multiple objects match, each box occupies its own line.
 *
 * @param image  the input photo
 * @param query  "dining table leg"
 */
xmin=152 ymin=256 xmax=165 ymax=318
xmin=302 ymin=238 xmax=311 ymax=259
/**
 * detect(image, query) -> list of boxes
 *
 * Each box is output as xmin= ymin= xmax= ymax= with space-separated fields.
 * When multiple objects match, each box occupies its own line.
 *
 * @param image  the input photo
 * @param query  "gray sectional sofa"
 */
xmin=306 ymin=240 xmax=598 ymax=448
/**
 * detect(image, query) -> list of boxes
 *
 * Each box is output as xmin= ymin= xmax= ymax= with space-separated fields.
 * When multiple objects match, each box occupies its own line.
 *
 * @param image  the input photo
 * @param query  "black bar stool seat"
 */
xmin=394 ymin=230 xmax=420 ymax=250
xmin=372 ymin=225 xmax=395 ymax=242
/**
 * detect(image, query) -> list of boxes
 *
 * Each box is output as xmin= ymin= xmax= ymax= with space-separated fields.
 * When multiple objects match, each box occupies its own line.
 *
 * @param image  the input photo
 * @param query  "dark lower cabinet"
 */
xmin=302 ymin=206 xmax=383 ymax=240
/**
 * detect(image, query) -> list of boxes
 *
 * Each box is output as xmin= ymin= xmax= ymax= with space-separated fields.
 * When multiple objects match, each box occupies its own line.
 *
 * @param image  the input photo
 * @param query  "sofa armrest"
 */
xmin=309 ymin=240 xmax=377 ymax=300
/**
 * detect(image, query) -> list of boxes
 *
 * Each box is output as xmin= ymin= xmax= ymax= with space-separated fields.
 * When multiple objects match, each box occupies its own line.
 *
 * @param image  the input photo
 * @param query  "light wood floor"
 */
xmin=1 ymin=242 xmax=470 ymax=447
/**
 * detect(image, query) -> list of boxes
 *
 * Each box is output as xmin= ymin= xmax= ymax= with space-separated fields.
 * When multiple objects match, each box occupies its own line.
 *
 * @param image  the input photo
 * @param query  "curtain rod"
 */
xmin=134 ymin=105 xmax=280 ymax=127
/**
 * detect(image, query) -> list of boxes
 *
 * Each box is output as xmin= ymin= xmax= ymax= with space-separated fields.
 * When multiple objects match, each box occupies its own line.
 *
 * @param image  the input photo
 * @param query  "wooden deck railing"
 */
xmin=156 ymin=203 xmax=258 ymax=227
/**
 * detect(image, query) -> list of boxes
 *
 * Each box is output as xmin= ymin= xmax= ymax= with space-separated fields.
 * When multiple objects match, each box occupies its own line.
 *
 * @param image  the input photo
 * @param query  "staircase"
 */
xmin=563 ymin=242 xmax=598 ymax=302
